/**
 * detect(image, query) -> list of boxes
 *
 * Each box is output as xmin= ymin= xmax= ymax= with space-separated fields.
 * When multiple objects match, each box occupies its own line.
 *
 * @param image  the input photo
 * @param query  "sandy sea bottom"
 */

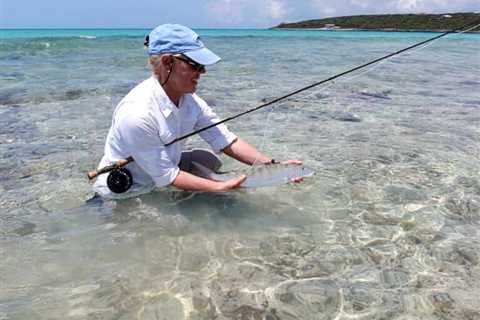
xmin=0 ymin=31 xmax=479 ymax=319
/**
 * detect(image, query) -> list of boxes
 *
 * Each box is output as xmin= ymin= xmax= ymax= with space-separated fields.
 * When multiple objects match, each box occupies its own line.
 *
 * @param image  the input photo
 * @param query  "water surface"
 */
xmin=1 ymin=28 xmax=479 ymax=319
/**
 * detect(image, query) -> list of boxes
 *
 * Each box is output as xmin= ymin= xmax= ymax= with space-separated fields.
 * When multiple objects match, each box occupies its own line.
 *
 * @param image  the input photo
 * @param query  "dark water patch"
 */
xmin=268 ymin=102 xmax=301 ymax=114
xmin=1 ymin=144 xmax=22 ymax=159
xmin=64 ymin=89 xmax=84 ymax=100
xmin=346 ymin=133 xmax=369 ymax=143
xmin=361 ymin=210 xmax=399 ymax=226
xmin=0 ymin=52 xmax=24 ymax=61
xmin=0 ymin=216 xmax=36 ymax=238
xmin=373 ymin=149 xmax=422 ymax=165
xmin=356 ymin=89 xmax=392 ymax=100
xmin=267 ymin=279 xmax=341 ymax=319
xmin=261 ymin=96 xmax=283 ymax=104
xmin=460 ymin=80 xmax=480 ymax=86
xmin=432 ymin=293 xmax=480 ymax=320
xmin=445 ymin=196 xmax=480 ymax=219
xmin=302 ymin=110 xmax=331 ymax=122
xmin=313 ymin=92 xmax=330 ymax=99
xmin=331 ymin=111 xmax=362 ymax=122
xmin=30 ymin=143 xmax=65 ymax=157
xmin=342 ymin=284 xmax=382 ymax=314
xmin=0 ymin=107 xmax=31 ymax=136
xmin=0 ymin=104 xmax=21 ymax=122
xmin=415 ymin=90 xmax=449 ymax=98
xmin=454 ymin=176 xmax=480 ymax=193
xmin=0 ymin=88 xmax=29 ymax=105
xmin=50 ymin=88 xmax=102 ymax=103
xmin=455 ymin=241 xmax=480 ymax=266
xmin=408 ymin=107 xmax=433 ymax=115
xmin=432 ymin=292 xmax=454 ymax=312
xmin=206 ymin=281 xmax=266 ymax=319
xmin=0 ymin=85 xmax=125 ymax=105
xmin=109 ymin=82 xmax=137 ymax=96
xmin=431 ymin=239 xmax=480 ymax=268
xmin=0 ymin=158 xmax=15 ymax=172
xmin=383 ymin=184 xmax=428 ymax=204
xmin=462 ymin=100 xmax=480 ymax=107
xmin=297 ymin=257 xmax=338 ymax=278
xmin=0 ymin=72 xmax=26 ymax=80
xmin=203 ymin=96 xmax=218 ymax=106
xmin=0 ymin=110 xmax=41 ymax=142
xmin=381 ymin=269 xmax=410 ymax=288
xmin=1 ymin=141 xmax=67 ymax=165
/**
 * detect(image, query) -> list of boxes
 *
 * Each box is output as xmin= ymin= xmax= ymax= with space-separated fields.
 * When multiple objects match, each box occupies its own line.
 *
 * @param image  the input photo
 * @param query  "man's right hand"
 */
xmin=216 ymin=174 xmax=246 ymax=192
xmin=172 ymin=170 xmax=246 ymax=192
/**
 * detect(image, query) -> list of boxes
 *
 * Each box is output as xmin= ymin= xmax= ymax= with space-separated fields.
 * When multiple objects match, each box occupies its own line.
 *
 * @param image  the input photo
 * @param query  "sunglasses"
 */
xmin=173 ymin=55 xmax=205 ymax=72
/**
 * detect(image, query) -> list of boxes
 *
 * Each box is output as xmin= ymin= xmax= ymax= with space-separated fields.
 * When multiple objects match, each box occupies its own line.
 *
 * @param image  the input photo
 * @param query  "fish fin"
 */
xmin=191 ymin=161 xmax=233 ymax=182
xmin=191 ymin=161 xmax=215 ymax=179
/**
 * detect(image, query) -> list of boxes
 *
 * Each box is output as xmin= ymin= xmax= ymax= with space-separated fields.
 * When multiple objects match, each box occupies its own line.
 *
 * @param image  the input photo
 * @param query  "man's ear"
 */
xmin=161 ymin=55 xmax=174 ymax=67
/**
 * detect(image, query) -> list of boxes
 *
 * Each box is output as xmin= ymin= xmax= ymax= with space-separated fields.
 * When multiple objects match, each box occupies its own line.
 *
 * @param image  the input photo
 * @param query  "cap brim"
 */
xmin=183 ymin=47 xmax=221 ymax=66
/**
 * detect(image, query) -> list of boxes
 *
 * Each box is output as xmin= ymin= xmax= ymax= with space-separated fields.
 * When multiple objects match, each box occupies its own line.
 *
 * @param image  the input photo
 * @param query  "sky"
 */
xmin=1 ymin=0 xmax=479 ymax=28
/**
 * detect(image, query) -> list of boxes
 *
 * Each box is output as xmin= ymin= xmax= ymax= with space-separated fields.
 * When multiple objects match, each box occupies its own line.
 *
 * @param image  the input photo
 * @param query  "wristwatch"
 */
xmin=265 ymin=159 xmax=278 ymax=165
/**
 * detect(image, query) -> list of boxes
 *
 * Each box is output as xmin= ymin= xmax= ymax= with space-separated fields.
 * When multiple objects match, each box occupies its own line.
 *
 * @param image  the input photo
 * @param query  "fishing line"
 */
xmin=165 ymin=20 xmax=480 ymax=147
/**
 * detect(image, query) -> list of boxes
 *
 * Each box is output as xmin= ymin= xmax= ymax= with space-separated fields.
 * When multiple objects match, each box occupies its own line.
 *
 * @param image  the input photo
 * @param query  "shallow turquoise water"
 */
xmin=1 ymin=27 xmax=479 ymax=39
xmin=0 ymin=29 xmax=479 ymax=319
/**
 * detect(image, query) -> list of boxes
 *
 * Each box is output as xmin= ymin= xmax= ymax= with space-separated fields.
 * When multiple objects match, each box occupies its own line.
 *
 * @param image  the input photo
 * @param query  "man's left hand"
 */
xmin=281 ymin=159 xmax=304 ymax=183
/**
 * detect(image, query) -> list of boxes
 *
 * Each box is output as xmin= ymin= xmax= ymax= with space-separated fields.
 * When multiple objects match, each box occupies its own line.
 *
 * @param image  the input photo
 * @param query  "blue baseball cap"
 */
xmin=147 ymin=24 xmax=221 ymax=66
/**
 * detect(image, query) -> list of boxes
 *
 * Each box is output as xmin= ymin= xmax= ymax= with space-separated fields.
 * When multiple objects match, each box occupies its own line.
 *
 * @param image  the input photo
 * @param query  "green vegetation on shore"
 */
xmin=275 ymin=12 xmax=480 ymax=32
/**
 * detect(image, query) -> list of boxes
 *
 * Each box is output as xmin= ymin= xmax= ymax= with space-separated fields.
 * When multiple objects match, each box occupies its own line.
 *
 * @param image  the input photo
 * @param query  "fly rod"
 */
xmin=164 ymin=20 xmax=480 ymax=147
xmin=89 ymin=20 xmax=480 ymax=180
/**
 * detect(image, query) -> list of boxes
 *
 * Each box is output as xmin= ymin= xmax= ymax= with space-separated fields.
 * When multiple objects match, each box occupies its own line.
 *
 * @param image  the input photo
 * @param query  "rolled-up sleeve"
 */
xmin=119 ymin=114 xmax=179 ymax=187
xmin=194 ymin=96 xmax=237 ymax=153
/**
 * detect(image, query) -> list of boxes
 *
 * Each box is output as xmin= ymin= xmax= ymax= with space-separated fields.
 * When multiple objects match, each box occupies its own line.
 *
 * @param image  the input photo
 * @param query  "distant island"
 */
xmin=274 ymin=12 xmax=480 ymax=32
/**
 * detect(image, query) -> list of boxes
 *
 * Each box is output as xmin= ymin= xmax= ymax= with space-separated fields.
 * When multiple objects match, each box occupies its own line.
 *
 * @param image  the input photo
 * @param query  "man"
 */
xmin=93 ymin=24 xmax=299 ymax=198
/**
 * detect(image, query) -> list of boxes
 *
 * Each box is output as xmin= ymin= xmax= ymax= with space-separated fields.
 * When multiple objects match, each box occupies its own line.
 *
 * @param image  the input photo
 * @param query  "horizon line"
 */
xmin=0 ymin=26 xmax=267 ymax=30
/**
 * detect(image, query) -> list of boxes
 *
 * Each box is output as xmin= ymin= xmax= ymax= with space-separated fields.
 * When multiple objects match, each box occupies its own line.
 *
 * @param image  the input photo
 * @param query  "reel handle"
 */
xmin=87 ymin=157 xmax=134 ymax=180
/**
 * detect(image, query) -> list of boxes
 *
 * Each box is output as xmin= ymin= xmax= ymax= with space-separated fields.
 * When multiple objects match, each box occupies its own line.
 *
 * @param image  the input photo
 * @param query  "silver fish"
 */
xmin=191 ymin=161 xmax=315 ymax=188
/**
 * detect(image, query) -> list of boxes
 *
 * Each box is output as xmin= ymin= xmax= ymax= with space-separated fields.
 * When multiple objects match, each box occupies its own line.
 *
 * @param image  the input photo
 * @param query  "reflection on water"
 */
xmin=1 ymin=31 xmax=480 ymax=319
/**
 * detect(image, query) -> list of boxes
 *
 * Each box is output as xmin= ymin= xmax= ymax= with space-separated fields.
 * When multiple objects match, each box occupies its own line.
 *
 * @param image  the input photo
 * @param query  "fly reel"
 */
xmin=107 ymin=168 xmax=133 ymax=193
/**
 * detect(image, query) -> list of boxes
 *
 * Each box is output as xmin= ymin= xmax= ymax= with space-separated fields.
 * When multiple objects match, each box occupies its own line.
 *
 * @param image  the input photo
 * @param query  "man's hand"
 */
xmin=216 ymin=174 xmax=247 ymax=192
xmin=281 ymin=159 xmax=304 ymax=183
xmin=173 ymin=170 xmax=246 ymax=192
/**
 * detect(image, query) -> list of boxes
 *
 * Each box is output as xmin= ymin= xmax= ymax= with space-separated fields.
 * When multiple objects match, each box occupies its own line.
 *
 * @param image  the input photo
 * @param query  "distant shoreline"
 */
xmin=274 ymin=12 xmax=480 ymax=33
xmin=272 ymin=27 xmax=480 ymax=33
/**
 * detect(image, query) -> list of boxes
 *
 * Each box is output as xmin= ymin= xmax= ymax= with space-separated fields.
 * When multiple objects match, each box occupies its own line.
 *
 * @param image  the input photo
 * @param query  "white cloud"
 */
xmin=266 ymin=0 xmax=288 ymax=19
xmin=205 ymin=0 xmax=290 ymax=26
xmin=207 ymin=0 xmax=248 ymax=25
xmin=396 ymin=0 xmax=419 ymax=11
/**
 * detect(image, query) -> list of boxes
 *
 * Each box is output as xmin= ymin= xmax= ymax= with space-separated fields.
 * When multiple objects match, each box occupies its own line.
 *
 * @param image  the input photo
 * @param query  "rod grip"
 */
xmin=87 ymin=157 xmax=134 ymax=180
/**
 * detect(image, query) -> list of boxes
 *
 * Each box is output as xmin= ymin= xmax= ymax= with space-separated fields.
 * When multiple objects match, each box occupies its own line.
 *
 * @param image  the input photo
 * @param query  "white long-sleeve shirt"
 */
xmin=93 ymin=76 xmax=236 ymax=198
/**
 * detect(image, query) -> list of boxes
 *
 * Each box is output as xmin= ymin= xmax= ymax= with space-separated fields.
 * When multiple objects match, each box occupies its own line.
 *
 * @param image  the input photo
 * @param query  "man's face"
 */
xmin=169 ymin=55 xmax=206 ymax=93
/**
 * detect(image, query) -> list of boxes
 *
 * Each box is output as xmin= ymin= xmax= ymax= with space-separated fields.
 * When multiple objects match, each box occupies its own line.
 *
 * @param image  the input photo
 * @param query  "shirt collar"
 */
xmin=150 ymin=76 xmax=179 ymax=118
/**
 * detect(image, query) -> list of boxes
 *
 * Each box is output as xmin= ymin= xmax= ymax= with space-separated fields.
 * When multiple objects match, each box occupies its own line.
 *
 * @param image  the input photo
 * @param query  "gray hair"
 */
xmin=148 ymin=54 xmax=164 ymax=76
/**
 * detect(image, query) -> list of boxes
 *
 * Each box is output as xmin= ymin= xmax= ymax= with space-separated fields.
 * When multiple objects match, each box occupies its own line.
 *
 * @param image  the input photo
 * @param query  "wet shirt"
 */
xmin=93 ymin=76 xmax=236 ymax=198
